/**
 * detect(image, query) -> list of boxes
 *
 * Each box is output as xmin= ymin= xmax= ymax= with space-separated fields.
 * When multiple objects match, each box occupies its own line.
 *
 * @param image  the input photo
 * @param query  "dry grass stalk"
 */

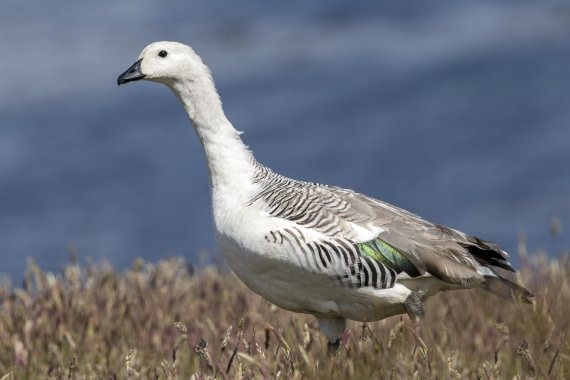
xmin=0 ymin=248 xmax=567 ymax=379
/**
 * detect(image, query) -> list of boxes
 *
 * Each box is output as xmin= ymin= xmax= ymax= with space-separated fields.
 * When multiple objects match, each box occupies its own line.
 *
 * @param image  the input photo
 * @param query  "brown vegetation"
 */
xmin=0 ymin=242 xmax=568 ymax=379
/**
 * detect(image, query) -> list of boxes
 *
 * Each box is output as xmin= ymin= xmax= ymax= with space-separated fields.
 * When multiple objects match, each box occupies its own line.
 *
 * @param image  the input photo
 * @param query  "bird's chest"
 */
xmin=212 ymin=199 xmax=298 ymax=279
xmin=212 ymin=200 xmax=274 ymax=261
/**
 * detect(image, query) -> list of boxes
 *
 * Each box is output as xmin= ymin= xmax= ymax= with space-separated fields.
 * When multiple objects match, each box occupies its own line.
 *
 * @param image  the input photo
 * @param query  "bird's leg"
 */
xmin=403 ymin=291 xmax=424 ymax=322
xmin=316 ymin=316 xmax=346 ymax=355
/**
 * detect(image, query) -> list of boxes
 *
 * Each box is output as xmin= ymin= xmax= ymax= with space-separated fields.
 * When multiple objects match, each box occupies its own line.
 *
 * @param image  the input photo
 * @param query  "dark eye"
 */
xmin=158 ymin=50 xmax=167 ymax=58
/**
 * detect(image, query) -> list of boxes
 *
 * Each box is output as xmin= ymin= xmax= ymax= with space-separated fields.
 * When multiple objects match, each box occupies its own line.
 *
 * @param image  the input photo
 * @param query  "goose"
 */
xmin=117 ymin=42 xmax=532 ymax=345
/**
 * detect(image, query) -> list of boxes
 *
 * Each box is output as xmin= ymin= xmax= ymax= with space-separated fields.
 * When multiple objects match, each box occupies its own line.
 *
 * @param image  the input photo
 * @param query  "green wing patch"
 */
xmin=356 ymin=238 xmax=421 ymax=277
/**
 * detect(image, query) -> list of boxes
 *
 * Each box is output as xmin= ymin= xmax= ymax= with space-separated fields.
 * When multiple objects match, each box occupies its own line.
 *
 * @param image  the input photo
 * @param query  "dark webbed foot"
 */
xmin=403 ymin=291 xmax=425 ymax=322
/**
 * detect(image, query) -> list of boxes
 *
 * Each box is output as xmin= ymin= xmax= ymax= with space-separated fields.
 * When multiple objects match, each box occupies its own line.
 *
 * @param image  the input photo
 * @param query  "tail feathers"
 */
xmin=482 ymin=276 xmax=533 ymax=304
xmin=459 ymin=241 xmax=514 ymax=272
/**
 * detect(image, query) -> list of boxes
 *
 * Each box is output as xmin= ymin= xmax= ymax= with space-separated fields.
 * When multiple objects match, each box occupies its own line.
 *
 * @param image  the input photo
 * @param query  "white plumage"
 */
xmin=118 ymin=42 xmax=532 ymax=344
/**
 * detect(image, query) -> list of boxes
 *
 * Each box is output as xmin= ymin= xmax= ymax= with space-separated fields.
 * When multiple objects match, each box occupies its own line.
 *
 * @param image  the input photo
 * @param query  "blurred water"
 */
xmin=1 ymin=1 xmax=570 ymax=285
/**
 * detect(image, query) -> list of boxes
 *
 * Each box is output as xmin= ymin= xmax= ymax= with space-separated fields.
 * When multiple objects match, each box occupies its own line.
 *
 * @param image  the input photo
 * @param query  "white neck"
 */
xmin=167 ymin=75 xmax=257 ymax=208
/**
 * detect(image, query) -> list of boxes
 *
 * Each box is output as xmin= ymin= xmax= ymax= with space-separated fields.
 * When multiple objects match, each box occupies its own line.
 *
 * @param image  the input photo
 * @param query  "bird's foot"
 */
xmin=403 ymin=291 xmax=424 ymax=322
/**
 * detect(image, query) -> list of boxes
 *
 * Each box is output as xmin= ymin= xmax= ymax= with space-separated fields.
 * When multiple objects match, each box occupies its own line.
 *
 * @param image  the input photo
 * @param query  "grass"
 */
xmin=0 ymin=239 xmax=568 ymax=379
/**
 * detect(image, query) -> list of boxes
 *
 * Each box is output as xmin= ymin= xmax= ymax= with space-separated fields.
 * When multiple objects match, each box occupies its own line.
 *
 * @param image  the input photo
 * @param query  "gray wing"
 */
xmin=250 ymin=168 xmax=531 ymax=301
xmin=333 ymin=187 xmax=512 ymax=283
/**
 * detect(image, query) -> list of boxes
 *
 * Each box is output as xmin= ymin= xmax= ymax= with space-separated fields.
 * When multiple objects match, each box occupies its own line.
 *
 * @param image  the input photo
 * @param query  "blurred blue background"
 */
xmin=2 ymin=1 xmax=569 ymax=285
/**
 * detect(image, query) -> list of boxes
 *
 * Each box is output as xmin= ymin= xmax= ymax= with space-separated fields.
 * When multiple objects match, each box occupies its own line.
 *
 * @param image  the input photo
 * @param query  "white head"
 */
xmin=118 ymin=41 xmax=226 ymax=128
xmin=117 ymin=41 xmax=211 ymax=88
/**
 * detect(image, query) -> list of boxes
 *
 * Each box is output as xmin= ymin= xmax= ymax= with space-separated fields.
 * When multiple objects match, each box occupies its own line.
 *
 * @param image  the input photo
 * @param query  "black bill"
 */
xmin=117 ymin=58 xmax=145 ymax=85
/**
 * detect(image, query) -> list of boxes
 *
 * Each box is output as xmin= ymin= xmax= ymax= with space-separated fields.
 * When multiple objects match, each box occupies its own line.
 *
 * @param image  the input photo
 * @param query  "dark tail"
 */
xmin=483 ymin=275 xmax=533 ymax=304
